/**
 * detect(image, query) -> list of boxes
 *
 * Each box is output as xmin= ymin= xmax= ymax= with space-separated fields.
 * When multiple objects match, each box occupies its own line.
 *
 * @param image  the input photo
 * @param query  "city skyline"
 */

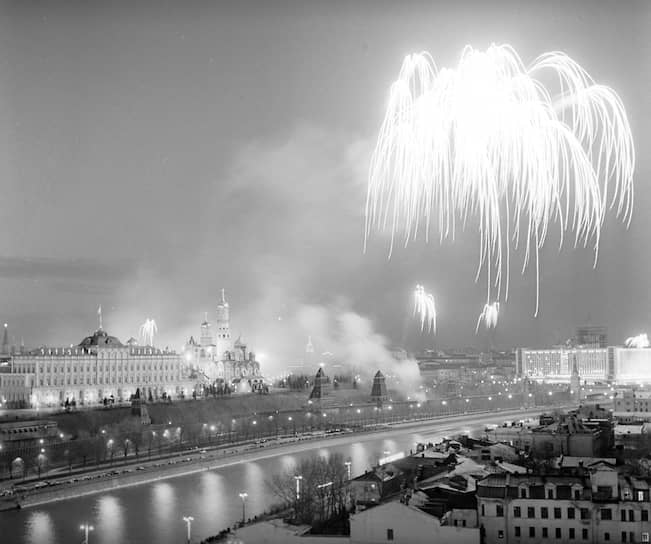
xmin=0 ymin=1 xmax=649 ymax=364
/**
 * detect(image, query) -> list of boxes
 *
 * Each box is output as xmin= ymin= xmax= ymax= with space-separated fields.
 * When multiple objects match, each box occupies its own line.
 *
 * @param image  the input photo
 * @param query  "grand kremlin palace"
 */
xmin=0 ymin=328 xmax=193 ymax=408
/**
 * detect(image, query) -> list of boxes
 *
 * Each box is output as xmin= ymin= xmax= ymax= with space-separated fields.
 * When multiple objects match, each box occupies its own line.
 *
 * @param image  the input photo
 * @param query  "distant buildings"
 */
xmin=516 ymin=344 xmax=651 ymax=385
xmin=485 ymin=415 xmax=610 ymax=458
xmin=576 ymin=325 xmax=608 ymax=348
xmin=516 ymin=346 xmax=609 ymax=383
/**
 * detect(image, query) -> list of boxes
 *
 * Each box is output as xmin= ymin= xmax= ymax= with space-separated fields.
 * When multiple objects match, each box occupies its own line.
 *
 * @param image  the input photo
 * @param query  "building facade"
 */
xmin=477 ymin=463 xmax=651 ymax=544
xmin=516 ymin=347 xmax=609 ymax=383
xmin=0 ymin=328 xmax=193 ymax=408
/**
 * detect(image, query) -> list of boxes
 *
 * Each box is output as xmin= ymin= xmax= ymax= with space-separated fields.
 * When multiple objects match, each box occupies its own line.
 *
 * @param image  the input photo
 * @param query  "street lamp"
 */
xmin=294 ymin=475 xmax=303 ymax=500
xmin=239 ymin=492 xmax=248 ymax=524
xmin=182 ymin=516 xmax=194 ymax=544
xmin=79 ymin=523 xmax=94 ymax=544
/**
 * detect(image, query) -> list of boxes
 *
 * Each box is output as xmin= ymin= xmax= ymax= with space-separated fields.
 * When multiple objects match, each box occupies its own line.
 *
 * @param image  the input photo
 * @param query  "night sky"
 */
xmin=0 ymin=1 xmax=649 ymax=368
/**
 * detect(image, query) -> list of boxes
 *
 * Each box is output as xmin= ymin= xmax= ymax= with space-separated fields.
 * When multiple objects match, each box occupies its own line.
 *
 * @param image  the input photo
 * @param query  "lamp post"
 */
xmin=344 ymin=460 xmax=352 ymax=480
xmin=239 ymin=492 xmax=248 ymax=524
xmin=79 ymin=522 xmax=94 ymax=544
xmin=182 ymin=516 xmax=194 ymax=544
xmin=294 ymin=475 xmax=303 ymax=500
xmin=317 ymin=481 xmax=333 ymax=520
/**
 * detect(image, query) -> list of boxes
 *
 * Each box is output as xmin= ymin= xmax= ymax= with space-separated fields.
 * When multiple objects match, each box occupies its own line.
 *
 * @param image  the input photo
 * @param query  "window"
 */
xmin=547 ymin=488 xmax=554 ymax=499
xmin=622 ymin=531 xmax=627 ymax=543
xmin=575 ymin=489 xmax=581 ymax=500
xmin=528 ymin=507 xmax=535 ymax=519
xmin=581 ymin=508 xmax=590 ymax=520
xmin=643 ymin=511 xmax=649 ymax=522
xmin=387 ymin=529 xmax=393 ymax=541
xmin=515 ymin=527 xmax=521 ymax=537
xmin=569 ymin=528 xmax=575 ymax=540
xmin=530 ymin=527 xmax=536 ymax=538
xmin=496 ymin=505 xmax=504 ymax=517
xmin=639 ymin=491 xmax=646 ymax=502
xmin=541 ymin=507 xmax=549 ymax=519
xmin=568 ymin=508 xmax=575 ymax=519
xmin=630 ymin=533 xmax=635 ymax=543
xmin=543 ymin=527 xmax=548 ymax=538
xmin=629 ymin=511 xmax=635 ymax=522
xmin=583 ymin=529 xmax=589 ymax=540
xmin=605 ymin=533 xmax=610 ymax=541
xmin=556 ymin=528 xmax=562 ymax=539
xmin=520 ymin=488 xmax=527 ymax=498
xmin=602 ymin=509 xmax=613 ymax=520
xmin=642 ymin=533 xmax=649 ymax=543
xmin=514 ymin=506 xmax=521 ymax=518
xmin=622 ymin=511 xmax=627 ymax=522
xmin=498 ymin=530 xmax=504 ymax=539
xmin=554 ymin=507 xmax=562 ymax=519
xmin=481 ymin=505 xmax=485 ymax=516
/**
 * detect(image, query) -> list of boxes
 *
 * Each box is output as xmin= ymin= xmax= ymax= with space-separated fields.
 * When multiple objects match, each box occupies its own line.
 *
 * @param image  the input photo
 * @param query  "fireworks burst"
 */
xmin=365 ymin=44 xmax=635 ymax=316
xmin=476 ymin=302 xmax=499 ymax=334
xmin=413 ymin=284 xmax=436 ymax=333
xmin=139 ymin=318 xmax=158 ymax=347
xmin=625 ymin=333 xmax=649 ymax=349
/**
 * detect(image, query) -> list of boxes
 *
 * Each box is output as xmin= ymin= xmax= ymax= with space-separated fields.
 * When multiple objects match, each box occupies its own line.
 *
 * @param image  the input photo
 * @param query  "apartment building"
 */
xmin=477 ymin=461 xmax=651 ymax=544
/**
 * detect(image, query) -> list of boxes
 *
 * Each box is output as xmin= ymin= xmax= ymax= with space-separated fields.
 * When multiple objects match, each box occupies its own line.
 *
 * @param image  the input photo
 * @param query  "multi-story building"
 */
xmin=477 ymin=461 xmax=651 ymax=544
xmin=516 ymin=347 xmax=609 ymax=383
xmin=0 ymin=327 xmax=193 ymax=408
xmin=486 ymin=416 xmax=608 ymax=458
xmin=576 ymin=326 xmax=608 ymax=348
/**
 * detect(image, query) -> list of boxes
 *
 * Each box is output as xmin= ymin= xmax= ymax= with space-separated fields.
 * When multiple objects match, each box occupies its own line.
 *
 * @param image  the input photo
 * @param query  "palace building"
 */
xmin=0 ymin=327 xmax=193 ymax=409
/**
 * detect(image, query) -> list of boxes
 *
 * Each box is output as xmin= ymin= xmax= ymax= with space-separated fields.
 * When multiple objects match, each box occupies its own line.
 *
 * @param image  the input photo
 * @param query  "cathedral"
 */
xmin=183 ymin=290 xmax=261 ymax=387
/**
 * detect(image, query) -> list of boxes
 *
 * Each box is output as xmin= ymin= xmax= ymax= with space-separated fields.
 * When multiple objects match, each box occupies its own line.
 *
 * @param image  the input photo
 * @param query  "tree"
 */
xmin=268 ymin=453 xmax=349 ymax=525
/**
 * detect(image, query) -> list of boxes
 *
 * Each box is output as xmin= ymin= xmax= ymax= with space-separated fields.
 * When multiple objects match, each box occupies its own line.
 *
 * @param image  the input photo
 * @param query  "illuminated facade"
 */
xmin=0 ymin=328 xmax=193 ymax=408
xmin=517 ymin=345 xmax=651 ymax=385
xmin=610 ymin=347 xmax=651 ymax=384
xmin=516 ymin=347 xmax=609 ymax=383
xmin=183 ymin=289 xmax=261 ymax=385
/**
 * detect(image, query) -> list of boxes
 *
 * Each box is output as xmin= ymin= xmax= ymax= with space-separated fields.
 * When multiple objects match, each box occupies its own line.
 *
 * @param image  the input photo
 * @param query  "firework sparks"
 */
xmin=365 ymin=44 xmax=635 ymax=316
xmin=139 ymin=318 xmax=158 ymax=347
xmin=625 ymin=333 xmax=649 ymax=349
xmin=476 ymin=302 xmax=499 ymax=334
xmin=414 ymin=284 xmax=436 ymax=333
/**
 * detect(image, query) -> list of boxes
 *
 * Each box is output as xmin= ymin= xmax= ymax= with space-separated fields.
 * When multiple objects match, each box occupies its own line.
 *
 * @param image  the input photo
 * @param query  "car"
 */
xmin=137 ymin=466 xmax=145 ymax=471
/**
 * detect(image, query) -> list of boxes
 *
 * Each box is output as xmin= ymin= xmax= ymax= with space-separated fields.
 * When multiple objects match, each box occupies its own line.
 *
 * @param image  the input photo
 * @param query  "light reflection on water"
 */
xmin=94 ymin=495 xmax=125 ymax=544
xmin=4 ymin=419 xmax=492 ymax=544
xmin=24 ymin=511 xmax=55 ymax=544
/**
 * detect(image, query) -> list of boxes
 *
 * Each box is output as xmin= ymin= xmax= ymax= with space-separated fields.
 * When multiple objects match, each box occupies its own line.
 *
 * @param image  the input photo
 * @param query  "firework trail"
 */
xmin=139 ymin=318 xmax=158 ymax=347
xmin=365 ymin=44 xmax=635 ymax=316
xmin=414 ymin=284 xmax=436 ymax=333
xmin=476 ymin=302 xmax=499 ymax=334
xmin=625 ymin=333 xmax=649 ymax=348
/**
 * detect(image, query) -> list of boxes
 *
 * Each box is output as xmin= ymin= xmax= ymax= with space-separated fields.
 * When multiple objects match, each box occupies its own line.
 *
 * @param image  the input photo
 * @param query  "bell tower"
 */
xmin=215 ymin=289 xmax=232 ymax=358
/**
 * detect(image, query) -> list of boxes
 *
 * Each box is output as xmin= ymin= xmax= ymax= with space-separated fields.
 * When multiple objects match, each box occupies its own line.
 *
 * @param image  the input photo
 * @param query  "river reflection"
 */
xmin=3 ymin=414 xmax=513 ymax=544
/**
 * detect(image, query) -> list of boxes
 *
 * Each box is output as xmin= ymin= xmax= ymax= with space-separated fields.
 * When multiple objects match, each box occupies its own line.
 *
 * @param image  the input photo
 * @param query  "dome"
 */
xmin=78 ymin=328 xmax=124 ymax=348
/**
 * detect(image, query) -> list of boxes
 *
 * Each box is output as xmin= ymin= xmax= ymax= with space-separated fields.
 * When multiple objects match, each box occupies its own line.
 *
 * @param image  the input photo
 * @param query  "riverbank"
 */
xmin=0 ymin=406 xmax=552 ymax=511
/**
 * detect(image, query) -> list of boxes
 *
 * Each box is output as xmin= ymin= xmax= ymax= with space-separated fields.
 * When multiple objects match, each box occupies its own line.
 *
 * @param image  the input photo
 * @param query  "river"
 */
xmin=1 ymin=410 xmax=537 ymax=544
